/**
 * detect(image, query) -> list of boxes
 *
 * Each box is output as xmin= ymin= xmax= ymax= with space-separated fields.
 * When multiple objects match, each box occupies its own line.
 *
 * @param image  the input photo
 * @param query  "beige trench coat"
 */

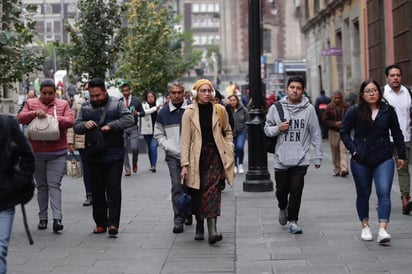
xmin=67 ymin=98 xmax=86 ymax=149
xmin=181 ymin=103 xmax=235 ymax=189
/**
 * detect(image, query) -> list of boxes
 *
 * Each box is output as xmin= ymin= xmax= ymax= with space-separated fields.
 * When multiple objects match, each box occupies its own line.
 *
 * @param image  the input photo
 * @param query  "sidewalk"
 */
xmin=7 ymin=141 xmax=412 ymax=274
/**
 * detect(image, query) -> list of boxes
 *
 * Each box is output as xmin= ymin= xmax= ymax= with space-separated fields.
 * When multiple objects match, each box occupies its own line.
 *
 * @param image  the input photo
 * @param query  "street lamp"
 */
xmin=243 ymin=0 xmax=273 ymax=192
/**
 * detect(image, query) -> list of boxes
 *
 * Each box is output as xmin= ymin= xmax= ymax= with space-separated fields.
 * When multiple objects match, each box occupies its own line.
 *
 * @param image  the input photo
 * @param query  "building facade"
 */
xmin=302 ymin=0 xmax=412 ymax=101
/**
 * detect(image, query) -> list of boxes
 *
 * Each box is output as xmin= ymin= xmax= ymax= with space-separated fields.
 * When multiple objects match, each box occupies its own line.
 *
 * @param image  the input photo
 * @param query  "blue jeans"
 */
xmin=0 ymin=207 xmax=15 ymax=274
xmin=350 ymin=158 xmax=394 ymax=223
xmin=143 ymin=134 xmax=158 ymax=167
xmin=234 ymin=131 xmax=247 ymax=166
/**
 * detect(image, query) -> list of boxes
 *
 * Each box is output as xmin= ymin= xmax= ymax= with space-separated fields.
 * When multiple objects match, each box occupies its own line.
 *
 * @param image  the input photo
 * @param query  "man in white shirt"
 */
xmin=383 ymin=64 xmax=412 ymax=214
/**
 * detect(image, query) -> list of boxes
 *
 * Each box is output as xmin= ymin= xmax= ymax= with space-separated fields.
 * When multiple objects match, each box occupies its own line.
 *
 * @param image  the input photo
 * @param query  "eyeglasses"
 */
xmin=364 ymin=88 xmax=379 ymax=94
xmin=199 ymin=89 xmax=213 ymax=93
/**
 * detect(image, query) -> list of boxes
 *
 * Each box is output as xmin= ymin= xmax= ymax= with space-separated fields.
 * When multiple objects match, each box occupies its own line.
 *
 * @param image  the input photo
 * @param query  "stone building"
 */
xmin=301 ymin=0 xmax=412 ymax=101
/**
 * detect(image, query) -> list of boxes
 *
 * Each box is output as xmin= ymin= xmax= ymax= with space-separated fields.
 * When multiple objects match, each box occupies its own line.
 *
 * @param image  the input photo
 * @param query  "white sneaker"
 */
xmin=287 ymin=221 xmax=302 ymax=234
xmin=234 ymin=166 xmax=238 ymax=173
xmin=238 ymin=164 xmax=244 ymax=174
xmin=361 ymin=227 xmax=373 ymax=241
xmin=377 ymin=228 xmax=391 ymax=244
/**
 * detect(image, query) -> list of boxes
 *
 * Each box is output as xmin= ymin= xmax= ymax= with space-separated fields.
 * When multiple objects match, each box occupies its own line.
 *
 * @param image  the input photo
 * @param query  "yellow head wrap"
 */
xmin=192 ymin=79 xmax=215 ymax=91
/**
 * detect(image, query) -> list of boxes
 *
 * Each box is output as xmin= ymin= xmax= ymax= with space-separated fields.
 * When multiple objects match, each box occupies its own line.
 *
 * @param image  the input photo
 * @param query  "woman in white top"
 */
xmin=141 ymin=91 xmax=160 ymax=172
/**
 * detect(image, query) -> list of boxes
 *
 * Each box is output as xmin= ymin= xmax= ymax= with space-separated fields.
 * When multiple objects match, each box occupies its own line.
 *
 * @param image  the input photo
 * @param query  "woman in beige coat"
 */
xmin=181 ymin=79 xmax=234 ymax=244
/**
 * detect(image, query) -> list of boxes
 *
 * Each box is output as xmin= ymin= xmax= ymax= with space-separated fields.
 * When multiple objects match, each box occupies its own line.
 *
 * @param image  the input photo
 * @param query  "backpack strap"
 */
xmin=274 ymin=101 xmax=285 ymax=122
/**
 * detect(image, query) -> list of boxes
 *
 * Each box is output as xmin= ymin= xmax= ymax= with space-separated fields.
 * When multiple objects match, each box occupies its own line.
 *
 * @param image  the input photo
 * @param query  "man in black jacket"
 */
xmin=119 ymin=82 xmax=145 ymax=176
xmin=73 ymin=78 xmax=134 ymax=236
xmin=0 ymin=115 xmax=35 ymax=273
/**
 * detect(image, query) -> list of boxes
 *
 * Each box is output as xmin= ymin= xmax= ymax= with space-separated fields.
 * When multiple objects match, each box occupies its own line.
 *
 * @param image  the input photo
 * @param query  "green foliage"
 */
xmin=66 ymin=0 xmax=125 ymax=80
xmin=0 ymin=0 xmax=44 ymax=92
xmin=117 ymin=0 xmax=201 ymax=95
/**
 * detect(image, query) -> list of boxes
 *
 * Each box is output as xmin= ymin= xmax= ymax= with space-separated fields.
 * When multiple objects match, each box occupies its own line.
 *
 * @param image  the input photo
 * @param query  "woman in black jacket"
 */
xmin=340 ymin=79 xmax=406 ymax=244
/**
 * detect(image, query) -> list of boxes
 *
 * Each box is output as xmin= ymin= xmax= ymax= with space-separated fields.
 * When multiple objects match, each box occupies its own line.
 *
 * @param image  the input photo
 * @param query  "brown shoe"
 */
xmin=93 ymin=226 xmax=107 ymax=234
xmin=108 ymin=226 xmax=118 ymax=236
xmin=402 ymin=194 xmax=412 ymax=215
xmin=133 ymin=163 xmax=138 ymax=173
xmin=125 ymin=170 xmax=131 ymax=176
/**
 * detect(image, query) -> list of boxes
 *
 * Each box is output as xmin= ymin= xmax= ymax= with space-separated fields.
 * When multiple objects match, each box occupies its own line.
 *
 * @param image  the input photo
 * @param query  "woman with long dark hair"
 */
xmin=141 ymin=91 xmax=160 ymax=172
xmin=340 ymin=79 xmax=406 ymax=244
xmin=227 ymin=95 xmax=249 ymax=174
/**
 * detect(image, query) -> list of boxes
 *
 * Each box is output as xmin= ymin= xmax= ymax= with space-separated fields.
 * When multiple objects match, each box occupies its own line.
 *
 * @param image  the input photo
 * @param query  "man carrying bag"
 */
xmin=73 ymin=78 xmax=134 ymax=236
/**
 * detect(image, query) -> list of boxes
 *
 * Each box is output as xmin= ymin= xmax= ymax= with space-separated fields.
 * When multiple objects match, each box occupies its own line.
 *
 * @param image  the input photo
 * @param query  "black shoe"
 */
xmin=184 ymin=215 xmax=193 ymax=225
xmin=341 ymin=171 xmax=349 ymax=177
xmin=108 ymin=226 xmax=119 ymax=236
xmin=219 ymin=179 xmax=226 ymax=191
xmin=38 ymin=220 xmax=48 ymax=230
xmin=172 ymin=224 xmax=184 ymax=233
xmin=195 ymin=218 xmax=205 ymax=241
xmin=53 ymin=219 xmax=64 ymax=232
xmin=82 ymin=196 xmax=93 ymax=206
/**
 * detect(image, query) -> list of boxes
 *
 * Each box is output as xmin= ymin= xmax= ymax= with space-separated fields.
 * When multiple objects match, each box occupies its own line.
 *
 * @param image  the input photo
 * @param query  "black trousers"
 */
xmin=88 ymin=160 xmax=123 ymax=227
xmin=274 ymin=166 xmax=308 ymax=222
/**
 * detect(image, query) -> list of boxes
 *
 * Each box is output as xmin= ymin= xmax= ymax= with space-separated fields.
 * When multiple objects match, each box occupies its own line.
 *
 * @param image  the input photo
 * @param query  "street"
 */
xmin=7 ymin=141 xmax=412 ymax=274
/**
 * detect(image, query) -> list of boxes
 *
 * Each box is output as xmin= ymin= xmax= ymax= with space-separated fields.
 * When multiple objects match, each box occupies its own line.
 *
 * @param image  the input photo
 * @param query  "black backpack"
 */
xmin=265 ymin=102 xmax=285 ymax=154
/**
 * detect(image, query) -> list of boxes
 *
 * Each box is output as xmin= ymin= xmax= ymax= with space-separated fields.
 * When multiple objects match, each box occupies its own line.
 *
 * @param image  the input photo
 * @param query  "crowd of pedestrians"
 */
xmin=3 ymin=69 xmax=412 ymax=273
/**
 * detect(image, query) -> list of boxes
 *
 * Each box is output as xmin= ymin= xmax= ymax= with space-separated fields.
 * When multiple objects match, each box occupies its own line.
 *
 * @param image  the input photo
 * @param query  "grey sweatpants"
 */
xmin=34 ymin=153 xmax=66 ymax=220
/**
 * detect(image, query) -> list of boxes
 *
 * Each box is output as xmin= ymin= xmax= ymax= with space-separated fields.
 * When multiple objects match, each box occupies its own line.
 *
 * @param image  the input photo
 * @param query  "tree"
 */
xmin=117 ymin=0 xmax=200 ymax=95
xmin=66 ymin=0 xmax=125 ymax=80
xmin=0 ymin=0 xmax=44 ymax=97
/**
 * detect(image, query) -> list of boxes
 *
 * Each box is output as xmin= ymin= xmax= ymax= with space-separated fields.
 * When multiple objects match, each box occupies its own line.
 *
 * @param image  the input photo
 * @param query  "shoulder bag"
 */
xmin=66 ymin=151 xmax=82 ymax=178
xmin=26 ymin=104 xmax=60 ymax=141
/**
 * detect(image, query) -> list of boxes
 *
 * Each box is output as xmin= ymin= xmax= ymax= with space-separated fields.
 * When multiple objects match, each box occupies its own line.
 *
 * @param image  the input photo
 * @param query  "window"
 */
xmin=193 ymin=35 xmax=200 ymax=45
xmin=263 ymin=29 xmax=271 ymax=53
xmin=193 ymin=4 xmax=199 ymax=12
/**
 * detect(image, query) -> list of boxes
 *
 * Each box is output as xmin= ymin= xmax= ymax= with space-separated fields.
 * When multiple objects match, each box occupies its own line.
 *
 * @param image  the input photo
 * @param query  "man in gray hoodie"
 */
xmin=264 ymin=76 xmax=323 ymax=234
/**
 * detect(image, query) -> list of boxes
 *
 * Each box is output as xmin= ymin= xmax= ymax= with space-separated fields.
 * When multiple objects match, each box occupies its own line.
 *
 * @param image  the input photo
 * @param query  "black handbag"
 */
xmin=266 ymin=102 xmax=285 ymax=154
xmin=85 ymin=127 xmax=105 ymax=154
xmin=85 ymin=104 xmax=109 ymax=155
xmin=177 ymin=184 xmax=192 ymax=218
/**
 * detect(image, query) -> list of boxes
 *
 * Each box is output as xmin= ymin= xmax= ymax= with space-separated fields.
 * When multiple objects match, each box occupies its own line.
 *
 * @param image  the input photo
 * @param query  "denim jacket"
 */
xmin=340 ymin=103 xmax=406 ymax=166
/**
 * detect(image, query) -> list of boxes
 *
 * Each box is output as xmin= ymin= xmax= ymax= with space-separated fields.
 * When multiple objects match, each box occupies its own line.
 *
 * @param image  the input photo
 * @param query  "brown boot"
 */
xmin=401 ymin=194 xmax=412 ymax=215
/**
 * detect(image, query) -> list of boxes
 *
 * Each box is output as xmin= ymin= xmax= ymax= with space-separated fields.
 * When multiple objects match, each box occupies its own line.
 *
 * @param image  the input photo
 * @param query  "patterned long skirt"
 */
xmin=188 ymin=144 xmax=224 ymax=219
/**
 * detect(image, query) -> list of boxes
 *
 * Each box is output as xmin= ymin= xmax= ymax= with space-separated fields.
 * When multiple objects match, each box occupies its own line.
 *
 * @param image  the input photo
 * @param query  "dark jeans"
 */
xmin=88 ymin=160 xmax=123 ymax=227
xmin=165 ymin=155 xmax=185 ymax=225
xmin=78 ymin=149 xmax=92 ymax=197
xmin=275 ymin=166 xmax=308 ymax=222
